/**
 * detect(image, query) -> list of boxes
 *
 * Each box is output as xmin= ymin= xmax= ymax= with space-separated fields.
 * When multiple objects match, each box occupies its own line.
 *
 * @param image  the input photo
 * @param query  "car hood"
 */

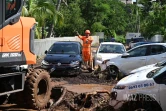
xmin=44 ymin=54 xmax=81 ymax=64
xmin=106 ymin=55 xmax=122 ymax=65
xmin=130 ymin=63 xmax=157 ymax=74
xmin=98 ymin=53 xmax=122 ymax=61
xmin=117 ymin=67 xmax=159 ymax=86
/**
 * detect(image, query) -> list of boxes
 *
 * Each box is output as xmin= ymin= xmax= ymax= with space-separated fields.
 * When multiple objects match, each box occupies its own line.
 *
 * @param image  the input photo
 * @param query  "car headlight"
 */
xmin=70 ymin=61 xmax=79 ymax=67
xmin=111 ymin=91 xmax=117 ymax=100
xmin=96 ymin=55 xmax=102 ymax=61
xmin=41 ymin=60 xmax=49 ymax=65
xmin=114 ymin=85 xmax=126 ymax=90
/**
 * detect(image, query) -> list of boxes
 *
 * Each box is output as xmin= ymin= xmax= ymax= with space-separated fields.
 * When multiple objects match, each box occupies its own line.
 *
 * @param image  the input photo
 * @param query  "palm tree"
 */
xmin=22 ymin=0 xmax=64 ymax=39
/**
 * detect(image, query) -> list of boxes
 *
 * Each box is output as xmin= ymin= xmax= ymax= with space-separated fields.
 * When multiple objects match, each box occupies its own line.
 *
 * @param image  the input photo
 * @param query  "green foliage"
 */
xmin=91 ymin=22 xmax=106 ymax=32
xmin=139 ymin=0 xmax=166 ymax=39
xmin=80 ymin=0 xmax=110 ymax=30
xmin=115 ymin=35 xmax=126 ymax=44
xmin=22 ymin=0 xmax=64 ymax=39
xmin=22 ymin=0 xmax=166 ymax=42
xmin=54 ymin=0 xmax=85 ymax=36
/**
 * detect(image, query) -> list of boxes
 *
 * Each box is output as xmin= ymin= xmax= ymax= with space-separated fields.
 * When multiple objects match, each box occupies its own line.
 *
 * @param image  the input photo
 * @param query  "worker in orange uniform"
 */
xmin=76 ymin=30 xmax=94 ymax=71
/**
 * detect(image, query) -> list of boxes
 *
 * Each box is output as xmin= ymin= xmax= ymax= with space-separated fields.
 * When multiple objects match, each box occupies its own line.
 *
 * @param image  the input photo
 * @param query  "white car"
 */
xmin=94 ymin=42 xmax=126 ymax=70
xmin=101 ymin=43 xmax=166 ymax=78
xmin=130 ymin=60 xmax=166 ymax=74
xmin=109 ymin=66 xmax=166 ymax=111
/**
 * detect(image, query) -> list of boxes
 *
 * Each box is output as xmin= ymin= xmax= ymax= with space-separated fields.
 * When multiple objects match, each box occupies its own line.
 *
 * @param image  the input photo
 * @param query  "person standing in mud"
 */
xmin=76 ymin=30 xmax=93 ymax=70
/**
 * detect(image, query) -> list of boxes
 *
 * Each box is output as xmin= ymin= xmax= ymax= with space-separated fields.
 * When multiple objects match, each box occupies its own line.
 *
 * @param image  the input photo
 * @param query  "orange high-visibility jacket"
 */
xmin=78 ymin=35 xmax=93 ymax=52
xmin=78 ymin=35 xmax=93 ymax=61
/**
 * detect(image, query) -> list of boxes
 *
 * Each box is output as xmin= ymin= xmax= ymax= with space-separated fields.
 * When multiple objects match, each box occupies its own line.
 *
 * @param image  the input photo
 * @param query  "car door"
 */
xmin=159 ymin=83 xmax=166 ymax=111
xmin=153 ymin=67 xmax=166 ymax=111
xmin=120 ymin=45 xmax=148 ymax=74
xmin=146 ymin=45 xmax=166 ymax=65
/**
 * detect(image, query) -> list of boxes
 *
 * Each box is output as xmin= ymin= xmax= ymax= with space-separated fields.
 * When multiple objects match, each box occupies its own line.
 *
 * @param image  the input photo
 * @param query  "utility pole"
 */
xmin=136 ymin=0 xmax=140 ymax=33
xmin=57 ymin=0 xmax=61 ymax=11
xmin=57 ymin=0 xmax=68 ymax=11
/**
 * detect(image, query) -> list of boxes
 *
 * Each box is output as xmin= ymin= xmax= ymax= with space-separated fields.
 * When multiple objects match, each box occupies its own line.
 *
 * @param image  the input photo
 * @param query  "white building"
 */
xmin=120 ymin=0 xmax=156 ymax=4
xmin=120 ymin=0 xmax=136 ymax=4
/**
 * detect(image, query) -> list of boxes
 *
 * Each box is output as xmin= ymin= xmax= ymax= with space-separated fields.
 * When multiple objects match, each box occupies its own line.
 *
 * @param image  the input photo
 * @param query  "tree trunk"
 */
xmin=47 ymin=24 xmax=54 ymax=38
xmin=42 ymin=26 xmax=45 ymax=39
xmin=47 ymin=0 xmax=62 ymax=38
xmin=57 ymin=0 xmax=61 ymax=11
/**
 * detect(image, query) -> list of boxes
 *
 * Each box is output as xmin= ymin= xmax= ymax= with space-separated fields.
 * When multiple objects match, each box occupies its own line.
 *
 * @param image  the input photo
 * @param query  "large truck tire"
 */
xmin=25 ymin=69 xmax=52 ymax=109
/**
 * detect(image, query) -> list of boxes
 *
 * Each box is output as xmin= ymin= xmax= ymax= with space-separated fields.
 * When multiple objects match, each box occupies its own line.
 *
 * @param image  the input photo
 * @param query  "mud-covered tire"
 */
xmin=107 ymin=66 xmax=119 ymax=80
xmin=25 ymin=69 xmax=52 ymax=110
xmin=25 ymin=68 xmax=34 ymax=79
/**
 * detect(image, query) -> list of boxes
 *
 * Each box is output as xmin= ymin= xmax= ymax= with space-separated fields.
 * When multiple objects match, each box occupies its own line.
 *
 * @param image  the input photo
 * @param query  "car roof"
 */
xmin=137 ymin=43 xmax=166 ymax=46
xmin=133 ymin=42 xmax=156 ymax=46
xmin=135 ymin=42 xmax=155 ymax=44
xmin=54 ymin=41 xmax=81 ymax=44
xmin=100 ymin=42 xmax=124 ymax=45
xmin=128 ymin=43 xmax=166 ymax=52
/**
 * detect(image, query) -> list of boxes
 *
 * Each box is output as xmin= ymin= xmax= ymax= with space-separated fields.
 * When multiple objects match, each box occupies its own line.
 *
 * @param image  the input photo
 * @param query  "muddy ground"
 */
xmin=42 ymin=56 xmax=117 ymax=111
xmin=0 ymin=50 xmax=117 ymax=111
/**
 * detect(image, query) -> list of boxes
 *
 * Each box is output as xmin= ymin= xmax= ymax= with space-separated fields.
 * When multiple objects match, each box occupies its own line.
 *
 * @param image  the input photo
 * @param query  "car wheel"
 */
xmin=107 ymin=66 xmax=120 ymax=80
xmin=76 ymin=64 xmax=82 ymax=76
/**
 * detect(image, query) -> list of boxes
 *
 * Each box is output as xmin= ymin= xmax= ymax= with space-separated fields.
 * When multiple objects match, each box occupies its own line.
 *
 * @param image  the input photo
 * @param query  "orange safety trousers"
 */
xmin=82 ymin=48 xmax=92 ymax=62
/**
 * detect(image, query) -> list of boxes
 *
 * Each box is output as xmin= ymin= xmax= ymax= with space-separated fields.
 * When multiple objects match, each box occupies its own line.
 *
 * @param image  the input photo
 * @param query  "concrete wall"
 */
xmin=34 ymin=36 xmax=99 ymax=56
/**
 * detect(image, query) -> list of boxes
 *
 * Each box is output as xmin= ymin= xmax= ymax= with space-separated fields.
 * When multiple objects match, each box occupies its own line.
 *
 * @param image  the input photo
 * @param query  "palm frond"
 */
xmin=21 ymin=6 xmax=29 ymax=16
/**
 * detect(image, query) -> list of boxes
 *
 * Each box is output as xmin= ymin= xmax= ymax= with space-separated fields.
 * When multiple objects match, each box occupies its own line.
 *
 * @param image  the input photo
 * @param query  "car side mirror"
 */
xmin=45 ymin=50 xmax=48 ymax=54
xmin=121 ymin=53 xmax=130 ymax=58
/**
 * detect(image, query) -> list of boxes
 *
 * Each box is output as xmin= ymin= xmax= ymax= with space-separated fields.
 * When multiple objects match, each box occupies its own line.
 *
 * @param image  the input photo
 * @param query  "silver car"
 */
xmin=129 ymin=59 xmax=166 ymax=74
xmin=101 ymin=43 xmax=166 ymax=79
xmin=93 ymin=42 xmax=126 ymax=70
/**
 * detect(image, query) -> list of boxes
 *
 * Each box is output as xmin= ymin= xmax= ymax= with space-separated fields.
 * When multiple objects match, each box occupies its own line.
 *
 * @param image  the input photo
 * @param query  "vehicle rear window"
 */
xmin=48 ymin=43 xmax=79 ymax=54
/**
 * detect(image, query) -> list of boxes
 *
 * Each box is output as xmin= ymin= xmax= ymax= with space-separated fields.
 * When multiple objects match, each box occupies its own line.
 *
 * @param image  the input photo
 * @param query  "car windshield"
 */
xmin=98 ymin=44 xmax=125 ymax=54
xmin=47 ymin=43 xmax=79 ymax=54
xmin=147 ymin=66 xmax=166 ymax=78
